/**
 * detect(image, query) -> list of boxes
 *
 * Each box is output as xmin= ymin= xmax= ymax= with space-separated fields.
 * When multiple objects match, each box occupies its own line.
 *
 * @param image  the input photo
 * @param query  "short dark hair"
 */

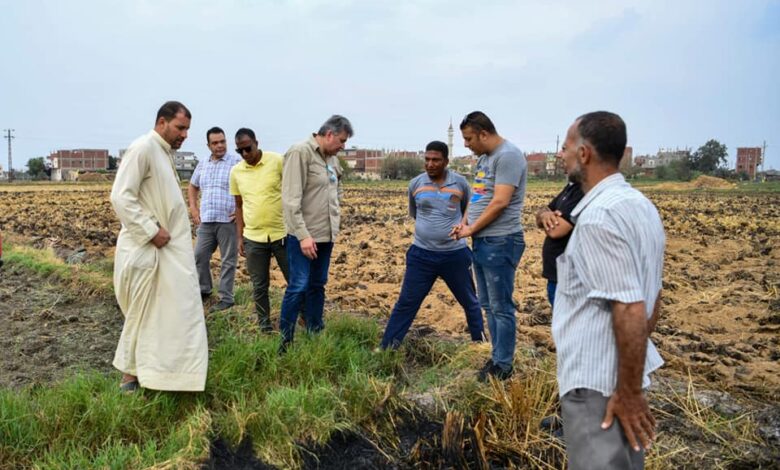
xmin=425 ymin=140 xmax=449 ymax=159
xmin=576 ymin=111 xmax=627 ymax=166
xmin=459 ymin=111 xmax=497 ymax=135
xmin=156 ymin=101 xmax=191 ymax=122
xmin=206 ymin=126 xmax=225 ymax=142
xmin=317 ymin=115 xmax=354 ymax=137
xmin=235 ymin=127 xmax=256 ymax=141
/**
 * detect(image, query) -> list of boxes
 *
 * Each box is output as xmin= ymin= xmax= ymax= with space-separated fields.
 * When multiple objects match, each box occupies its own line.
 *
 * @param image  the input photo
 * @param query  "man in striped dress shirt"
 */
xmin=552 ymin=111 xmax=664 ymax=469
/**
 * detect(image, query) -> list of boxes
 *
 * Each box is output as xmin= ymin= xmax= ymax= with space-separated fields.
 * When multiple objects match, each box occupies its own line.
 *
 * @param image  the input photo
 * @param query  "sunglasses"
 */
xmin=236 ymin=146 xmax=253 ymax=155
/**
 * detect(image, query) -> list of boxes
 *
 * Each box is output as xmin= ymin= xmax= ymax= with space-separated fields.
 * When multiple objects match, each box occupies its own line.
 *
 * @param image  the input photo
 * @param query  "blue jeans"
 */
xmin=472 ymin=232 xmax=525 ymax=370
xmin=279 ymin=236 xmax=334 ymax=343
xmin=547 ymin=280 xmax=557 ymax=307
xmin=381 ymin=245 xmax=484 ymax=349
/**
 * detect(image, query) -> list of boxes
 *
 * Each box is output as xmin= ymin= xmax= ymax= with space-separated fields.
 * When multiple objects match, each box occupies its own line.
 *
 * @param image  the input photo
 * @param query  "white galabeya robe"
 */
xmin=110 ymin=130 xmax=208 ymax=391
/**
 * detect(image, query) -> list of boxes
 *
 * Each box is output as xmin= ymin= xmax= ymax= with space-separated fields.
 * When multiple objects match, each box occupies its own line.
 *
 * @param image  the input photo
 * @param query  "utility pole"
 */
xmin=555 ymin=135 xmax=559 ymax=153
xmin=762 ymin=140 xmax=767 ymax=175
xmin=3 ymin=129 xmax=14 ymax=182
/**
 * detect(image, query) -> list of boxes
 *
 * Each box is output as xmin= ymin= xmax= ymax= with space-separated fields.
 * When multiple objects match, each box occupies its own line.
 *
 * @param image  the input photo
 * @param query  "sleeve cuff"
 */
xmin=293 ymin=228 xmax=311 ymax=241
xmin=586 ymin=289 xmax=644 ymax=304
xmin=141 ymin=219 xmax=160 ymax=242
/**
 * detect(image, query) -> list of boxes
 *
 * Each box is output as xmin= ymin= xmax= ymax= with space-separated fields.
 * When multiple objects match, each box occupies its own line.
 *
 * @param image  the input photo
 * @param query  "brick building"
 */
xmin=526 ymin=152 xmax=548 ymax=176
xmin=339 ymin=148 xmax=384 ymax=174
xmin=48 ymin=149 xmax=109 ymax=181
xmin=339 ymin=148 xmax=423 ymax=178
xmin=736 ymin=147 xmax=762 ymax=180
xmin=656 ymin=147 xmax=691 ymax=166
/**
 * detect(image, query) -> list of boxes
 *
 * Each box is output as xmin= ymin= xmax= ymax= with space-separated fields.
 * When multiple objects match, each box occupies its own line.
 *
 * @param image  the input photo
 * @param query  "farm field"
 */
xmin=1 ymin=180 xmax=778 ymax=395
xmin=1 ymin=179 xmax=778 ymax=468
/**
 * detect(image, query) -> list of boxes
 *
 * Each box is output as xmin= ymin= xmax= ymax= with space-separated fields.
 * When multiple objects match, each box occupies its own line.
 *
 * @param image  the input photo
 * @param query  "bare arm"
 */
xmin=602 ymin=300 xmax=656 ymax=452
xmin=454 ymin=184 xmax=514 ymax=238
xmin=187 ymin=184 xmax=201 ymax=225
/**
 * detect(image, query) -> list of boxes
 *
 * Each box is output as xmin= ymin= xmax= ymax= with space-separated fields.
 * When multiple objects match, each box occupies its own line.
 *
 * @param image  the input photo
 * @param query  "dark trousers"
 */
xmin=381 ymin=245 xmax=484 ymax=349
xmin=279 ymin=235 xmax=334 ymax=343
xmin=547 ymin=280 xmax=557 ymax=307
xmin=244 ymin=237 xmax=290 ymax=328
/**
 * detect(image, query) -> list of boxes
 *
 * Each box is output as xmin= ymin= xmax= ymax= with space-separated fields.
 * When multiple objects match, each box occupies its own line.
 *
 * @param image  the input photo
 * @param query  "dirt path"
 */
xmin=0 ymin=264 xmax=121 ymax=388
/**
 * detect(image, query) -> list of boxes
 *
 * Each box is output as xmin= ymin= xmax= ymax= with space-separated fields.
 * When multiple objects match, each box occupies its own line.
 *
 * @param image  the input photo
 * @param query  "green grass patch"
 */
xmin=0 ymin=301 xmax=408 ymax=468
xmin=2 ymin=244 xmax=113 ymax=296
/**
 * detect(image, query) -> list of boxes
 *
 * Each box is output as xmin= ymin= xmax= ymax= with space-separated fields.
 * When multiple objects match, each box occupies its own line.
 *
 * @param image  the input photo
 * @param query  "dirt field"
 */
xmin=1 ymin=182 xmax=778 ymax=399
xmin=0 ymin=262 xmax=120 ymax=388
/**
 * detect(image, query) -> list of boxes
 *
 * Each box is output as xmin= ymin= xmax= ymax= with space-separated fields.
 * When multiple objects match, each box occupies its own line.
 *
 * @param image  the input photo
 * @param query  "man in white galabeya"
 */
xmin=553 ymin=111 xmax=665 ymax=469
xmin=111 ymin=101 xmax=208 ymax=393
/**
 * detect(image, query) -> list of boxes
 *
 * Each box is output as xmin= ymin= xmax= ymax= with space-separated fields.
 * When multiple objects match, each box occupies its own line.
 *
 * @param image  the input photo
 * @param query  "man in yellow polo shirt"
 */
xmin=230 ymin=127 xmax=288 ymax=332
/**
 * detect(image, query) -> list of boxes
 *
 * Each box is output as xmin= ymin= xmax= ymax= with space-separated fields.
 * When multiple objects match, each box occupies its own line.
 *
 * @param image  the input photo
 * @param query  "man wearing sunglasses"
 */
xmin=188 ymin=127 xmax=242 ymax=312
xmin=229 ymin=128 xmax=288 ymax=333
xmin=279 ymin=115 xmax=352 ymax=352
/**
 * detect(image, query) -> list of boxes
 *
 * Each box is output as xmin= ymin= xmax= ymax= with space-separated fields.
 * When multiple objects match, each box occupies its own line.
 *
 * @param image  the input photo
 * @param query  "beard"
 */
xmin=568 ymin=161 xmax=583 ymax=184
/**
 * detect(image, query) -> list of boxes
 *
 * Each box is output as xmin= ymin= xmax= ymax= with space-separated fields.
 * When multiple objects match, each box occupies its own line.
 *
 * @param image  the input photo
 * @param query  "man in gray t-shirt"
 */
xmin=453 ymin=111 xmax=527 ymax=382
xmin=379 ymin=141 xmax=484 ymax=349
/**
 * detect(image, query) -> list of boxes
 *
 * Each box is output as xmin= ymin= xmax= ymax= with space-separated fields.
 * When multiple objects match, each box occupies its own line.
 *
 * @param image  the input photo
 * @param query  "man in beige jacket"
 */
xmin=110 ymin=101 xmax=208 ymax=392
xmin=279 ymin=115 xmax=352 ymax=352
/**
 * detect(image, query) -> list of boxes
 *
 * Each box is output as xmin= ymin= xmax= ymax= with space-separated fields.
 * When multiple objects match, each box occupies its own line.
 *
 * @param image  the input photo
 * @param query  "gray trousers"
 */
xmin=194 ymin=222 xmax=238 ymax=304
xmin=561 ymin=388 xmax=644 ymax=470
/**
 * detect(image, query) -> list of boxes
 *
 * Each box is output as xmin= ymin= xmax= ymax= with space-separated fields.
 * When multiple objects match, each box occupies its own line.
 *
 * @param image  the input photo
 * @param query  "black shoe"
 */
xmin=477 ymin=360 xmax=513 ymax=382
xmin=209 ymin=301 xmax=234 ymax=313
xmin=258 ymin=322 xmax=274 ymax=334
xmin=477 ymin=359 xmax=494 ymax=382
xmin=201 ymin=292 xmax=212 ymax=302
xmin=540 ymin=415 xmax=564 ymax=439
xmin=278 ymin=340 xmax=291 ymax=356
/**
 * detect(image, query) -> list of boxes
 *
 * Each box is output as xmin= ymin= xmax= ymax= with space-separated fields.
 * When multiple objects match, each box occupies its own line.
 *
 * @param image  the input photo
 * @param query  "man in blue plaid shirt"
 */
xmin=188 ymin=127 xmax=242 ymax=312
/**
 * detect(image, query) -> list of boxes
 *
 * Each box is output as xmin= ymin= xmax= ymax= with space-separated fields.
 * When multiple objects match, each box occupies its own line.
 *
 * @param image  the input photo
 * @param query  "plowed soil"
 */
xmin=1 ymin=182 xmax=778 ymax=397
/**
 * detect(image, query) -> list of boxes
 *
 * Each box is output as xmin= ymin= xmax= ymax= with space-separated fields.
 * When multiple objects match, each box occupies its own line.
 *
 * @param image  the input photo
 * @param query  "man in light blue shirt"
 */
xmin=453 ymin=111 xmax=527 ymax=382
xmin=188 ymin=126 xmax=242 ymax=312
xmin=379 ymin=141 xmax=484 ymax=349
xmin=553 ymin=111 xmax=664 ymax=469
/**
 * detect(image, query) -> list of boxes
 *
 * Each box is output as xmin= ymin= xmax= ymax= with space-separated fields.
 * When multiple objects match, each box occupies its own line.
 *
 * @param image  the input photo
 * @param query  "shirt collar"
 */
xmin=240 ymin=157 xmax=264 ymax=168
xmin=150 ymin=130 xmax=173 ymax=154
xmin=307 ymin=134 xmax=322 ymax=155
xmin=571 ymin=172 xmax=626 ymax=218
xmin=421 ymin=169 xmax=456 ymax=186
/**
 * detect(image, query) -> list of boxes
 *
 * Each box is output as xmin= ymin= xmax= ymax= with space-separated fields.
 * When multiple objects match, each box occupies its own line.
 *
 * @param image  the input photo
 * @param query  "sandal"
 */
xmin=119 ymin=380 xmax=140 ymax=393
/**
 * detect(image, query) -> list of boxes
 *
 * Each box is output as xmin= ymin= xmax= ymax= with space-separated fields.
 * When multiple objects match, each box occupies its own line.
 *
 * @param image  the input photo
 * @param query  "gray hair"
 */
xmin=317 ymin=115 xmax=354 ymax=137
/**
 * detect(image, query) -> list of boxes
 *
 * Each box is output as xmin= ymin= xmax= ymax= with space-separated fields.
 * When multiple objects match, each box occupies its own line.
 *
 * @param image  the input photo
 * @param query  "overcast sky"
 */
xmin=1 ymin=0 xmax=778 ymax=170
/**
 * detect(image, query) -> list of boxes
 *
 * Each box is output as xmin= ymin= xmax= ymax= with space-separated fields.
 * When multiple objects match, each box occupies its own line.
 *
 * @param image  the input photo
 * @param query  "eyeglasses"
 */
xmin=236 ymin=146 xmax=253 ymax=155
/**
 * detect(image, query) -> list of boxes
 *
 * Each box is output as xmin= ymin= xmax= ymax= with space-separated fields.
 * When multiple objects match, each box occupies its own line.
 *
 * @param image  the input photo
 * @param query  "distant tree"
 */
xmin=654 ymin=165 xmax=669 ymax=180
xmin=26 ymin=157 xmax=47 ymax=178
xmin=625 ymin=165 xmax=644 ymax=180
xmin=381 ymin=156 xmax=423 ymax=180
xmin=690 ymin=139 xmax=728 ymax=174
xmin=337 ymin=156 xmax=353 ymax=180
xmin=712 ymin=167 xmax=735 ymax=180
xmin=670 ymin=158 xmax=692 ymax=181
xmin=108 ymin=155 xmax=118 ymax=170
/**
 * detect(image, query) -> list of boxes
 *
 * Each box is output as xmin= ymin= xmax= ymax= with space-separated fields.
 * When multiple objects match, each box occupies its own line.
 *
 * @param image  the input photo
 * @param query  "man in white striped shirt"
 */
xmin=552 ymin=111 xmax=664 ymax=469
